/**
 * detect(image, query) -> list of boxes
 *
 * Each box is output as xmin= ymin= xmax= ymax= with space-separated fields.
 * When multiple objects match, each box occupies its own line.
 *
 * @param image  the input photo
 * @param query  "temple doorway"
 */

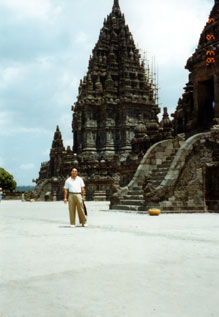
xmin=205 ymin=165 xmax=219 ymax=212
xmin=197 ymin=79 xmax=215 ymax=130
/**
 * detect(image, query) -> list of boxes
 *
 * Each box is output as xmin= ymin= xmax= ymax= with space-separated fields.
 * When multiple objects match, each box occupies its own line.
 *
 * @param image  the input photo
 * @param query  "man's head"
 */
xmin=71 ymin=168 xmax=78 ymax=179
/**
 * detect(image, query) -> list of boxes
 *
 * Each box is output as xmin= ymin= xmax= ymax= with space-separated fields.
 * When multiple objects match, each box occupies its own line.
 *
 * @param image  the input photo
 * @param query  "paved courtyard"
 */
xmin=0 ymin=201 xmax=219 ymax=317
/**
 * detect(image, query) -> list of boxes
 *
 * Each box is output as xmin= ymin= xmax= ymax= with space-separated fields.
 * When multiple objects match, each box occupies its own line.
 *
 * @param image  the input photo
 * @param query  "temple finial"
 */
xmin=113 ymin=0 xmax=120 ymax=8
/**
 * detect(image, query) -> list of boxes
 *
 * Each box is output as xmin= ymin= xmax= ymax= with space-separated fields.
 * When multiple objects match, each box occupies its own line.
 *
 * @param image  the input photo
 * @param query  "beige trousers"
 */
xmin=68 ymin=193 xmax=87 ymax=225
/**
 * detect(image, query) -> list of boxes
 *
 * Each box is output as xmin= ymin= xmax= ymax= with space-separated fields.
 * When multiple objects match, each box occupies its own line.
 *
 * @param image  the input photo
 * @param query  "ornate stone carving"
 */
xmin=35 ymin=0 xmax=162 ymax=201
xmin=173 ymin=0 xmax=219 ymax=137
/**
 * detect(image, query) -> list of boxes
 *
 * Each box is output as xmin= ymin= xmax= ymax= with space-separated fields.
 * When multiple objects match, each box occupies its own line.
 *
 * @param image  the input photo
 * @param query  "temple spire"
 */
xmin=51 ymin=126 xmax=65 ymax=150
xmin=113 ymin=0 xmax=120 ymax=9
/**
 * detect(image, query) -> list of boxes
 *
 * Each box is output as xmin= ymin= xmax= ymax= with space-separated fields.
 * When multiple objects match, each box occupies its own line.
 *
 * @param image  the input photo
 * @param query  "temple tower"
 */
xmin=173 ymin=0 xmax=219 ymax=136
xmin=35 ymin=0 xmax=161 ymax=201
xmin=49 ymin=126 xmax=65 ymax=177
xmin=72 ymin=0 xmax=159 ymax=159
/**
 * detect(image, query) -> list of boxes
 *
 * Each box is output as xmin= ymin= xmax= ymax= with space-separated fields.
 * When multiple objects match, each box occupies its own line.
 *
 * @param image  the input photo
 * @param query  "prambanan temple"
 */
xmin=35 ymin=0 xmax=219 ymax=212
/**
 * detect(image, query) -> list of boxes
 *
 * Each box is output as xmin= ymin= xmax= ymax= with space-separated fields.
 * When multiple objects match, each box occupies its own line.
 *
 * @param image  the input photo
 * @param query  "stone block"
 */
xmin=165 ymin=172 xmax=177 ymax=180
xmin=161 ymin=201 xmax=172 ymax=208
xmin=155 ymin=152 xmax=164 ymax=159
xmin=164 ymin=149 xmax=173 ymax=156
xmin=167 ymin=143 xmax=174 ymax=150
xmin=156 ymin=159 xmax=162 ymax=165
xmin=148 ymin=153 xmax=155 ymax=159
xmin=149 ymin=165 xmax=156 ymax=171
xmin=187 ymin=200 xmax=195 ymax=207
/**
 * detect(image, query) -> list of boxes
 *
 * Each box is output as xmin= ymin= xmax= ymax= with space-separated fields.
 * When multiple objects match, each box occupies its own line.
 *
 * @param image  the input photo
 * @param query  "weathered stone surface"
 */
xmin=34 ymin=0 xmax=219 ymax=212
xmin=111 ymin=125 xmax=219 ymax=212
xmin=34 ymin=0 xmax=167 ymax=201
xmin=173 ymin=0 xmax=219 ymax=136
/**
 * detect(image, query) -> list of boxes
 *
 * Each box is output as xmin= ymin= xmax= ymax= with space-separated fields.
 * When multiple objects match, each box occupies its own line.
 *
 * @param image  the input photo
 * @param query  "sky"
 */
xmin=0 ymin=0 xmax=214 ymax=186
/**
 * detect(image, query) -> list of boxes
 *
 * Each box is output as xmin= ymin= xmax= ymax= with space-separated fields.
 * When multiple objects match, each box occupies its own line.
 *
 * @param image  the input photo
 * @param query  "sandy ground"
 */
xmin=0 ymin=200 xmax=219 ymax=317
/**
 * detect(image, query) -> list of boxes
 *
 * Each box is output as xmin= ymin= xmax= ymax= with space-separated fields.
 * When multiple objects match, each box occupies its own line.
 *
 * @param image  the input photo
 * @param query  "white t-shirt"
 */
xmin=64 ymin=176 xmax=85 ymax=193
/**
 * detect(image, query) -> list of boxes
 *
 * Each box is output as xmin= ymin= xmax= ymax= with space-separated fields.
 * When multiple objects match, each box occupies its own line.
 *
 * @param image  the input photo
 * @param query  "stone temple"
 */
xmin=35 ymin=0 xmax=219 ymax=212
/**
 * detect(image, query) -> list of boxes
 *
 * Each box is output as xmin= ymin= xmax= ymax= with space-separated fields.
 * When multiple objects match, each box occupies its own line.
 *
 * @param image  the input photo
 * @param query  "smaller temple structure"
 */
xmin=173 ymin=0 xmax=219 ymax=136
xmin=34 ymin=126 xmax=75 ymax=200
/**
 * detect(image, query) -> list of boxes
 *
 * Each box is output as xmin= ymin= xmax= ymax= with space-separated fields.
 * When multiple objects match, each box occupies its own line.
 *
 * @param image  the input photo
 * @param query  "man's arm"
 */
xmin=81 ymin=187 xmax=85 ymax=201
xmin=64 ymin=188 xmax=68 ymax=204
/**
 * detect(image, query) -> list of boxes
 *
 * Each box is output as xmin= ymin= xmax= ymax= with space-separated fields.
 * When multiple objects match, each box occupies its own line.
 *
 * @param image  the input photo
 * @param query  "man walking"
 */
xmin=64 ymin=168 xmax=87 ymax=227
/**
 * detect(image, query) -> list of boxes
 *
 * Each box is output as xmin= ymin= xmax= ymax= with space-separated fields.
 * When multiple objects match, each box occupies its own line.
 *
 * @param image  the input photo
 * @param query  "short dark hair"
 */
xmin=71 ymin=168 xmax=78 ymax=172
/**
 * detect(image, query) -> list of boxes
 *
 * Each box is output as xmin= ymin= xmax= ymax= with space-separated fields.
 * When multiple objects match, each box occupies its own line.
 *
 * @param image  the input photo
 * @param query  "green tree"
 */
xmin=0 ymin=168 xmax=17 ymax=191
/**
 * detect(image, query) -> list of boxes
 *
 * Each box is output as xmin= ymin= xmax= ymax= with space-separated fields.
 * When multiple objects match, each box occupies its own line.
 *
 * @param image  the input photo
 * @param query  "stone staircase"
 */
xmin=117 ymin=186 xmax=145 ymax=212
xmin=112 ymin=155 xmax=175 ymax=211
xmin=93 ymin=190 xmax=107 ymax=201
xmin=34 ymin=179 xmax=51 ymax=200
xmin=110 ymin=131 xmax=218 ymax=213
xmin=150 ymin=150 xmax=178 ymax=188
xmin=111 ymin=138 xmax=183 ymax=212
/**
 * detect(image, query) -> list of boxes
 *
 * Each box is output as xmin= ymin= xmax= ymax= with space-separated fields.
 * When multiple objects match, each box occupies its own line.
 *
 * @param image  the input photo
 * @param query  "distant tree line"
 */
xmin=16 ymin=186 xmax=35 ymax=192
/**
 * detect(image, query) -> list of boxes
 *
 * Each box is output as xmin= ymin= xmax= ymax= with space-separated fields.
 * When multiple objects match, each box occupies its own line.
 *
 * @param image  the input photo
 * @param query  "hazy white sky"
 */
xmin=0 ymin=0 xmax=214 ymax=185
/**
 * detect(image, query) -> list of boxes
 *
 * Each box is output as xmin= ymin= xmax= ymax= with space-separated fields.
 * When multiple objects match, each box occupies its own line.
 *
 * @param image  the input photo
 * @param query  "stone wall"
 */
xmin=3 ymin=191 xmax=23 ymax=200
xmin=145 ymin=127 xmax=219 ymax=212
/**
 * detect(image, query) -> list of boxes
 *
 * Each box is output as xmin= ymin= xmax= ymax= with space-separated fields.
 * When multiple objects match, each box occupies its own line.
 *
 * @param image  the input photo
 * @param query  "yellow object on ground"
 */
xmin=148 ymin=208 xmax=161 ymax=216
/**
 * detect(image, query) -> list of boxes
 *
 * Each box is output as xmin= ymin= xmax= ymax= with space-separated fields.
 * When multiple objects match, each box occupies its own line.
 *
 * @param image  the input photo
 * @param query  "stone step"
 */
xmin=94 ymin=191 xmax=106 ymax=193
xmin=165 ymin=158 xmax=175 ymax=163
xmin=120 ymin=199 xmax=144 ymax=206
xmin=152 ymin=176 xmax=166 ymax=182
xmin=152 ymin=179 xmax=164 ymax=183
xmin=132 ymin=186 xmax=142 ymax=190
xmin=151 ymin=171 xmax=167 ymax=177
xmin=151 ymin=167 xmax=168 ymax=174
xmin=161 ymin=161 xmax=174 ymax=167
xmin=128 ymin=190 xmax=144 ymax=195
xmin=156 ymin=166 xmax=169 ymax=171
xmin=124 ymin=194 xmax=144 ymax=200
xmin=93 ymin=197 xmax=106 ymax=201
xmin=111 ymin=205 xmax=142 ymax=211
xmin=152 ymin=167 xmax=169 ymax=174
xmin=151 ymin=181 xmax=162 ymax=186
xmin=150 ymin=175 xmax=165 ymax=181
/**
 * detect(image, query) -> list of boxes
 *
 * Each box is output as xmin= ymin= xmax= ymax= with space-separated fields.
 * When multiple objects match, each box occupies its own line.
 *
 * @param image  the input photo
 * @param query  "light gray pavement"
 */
xmin=0 ymin=201 xmax=219 ymax=317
